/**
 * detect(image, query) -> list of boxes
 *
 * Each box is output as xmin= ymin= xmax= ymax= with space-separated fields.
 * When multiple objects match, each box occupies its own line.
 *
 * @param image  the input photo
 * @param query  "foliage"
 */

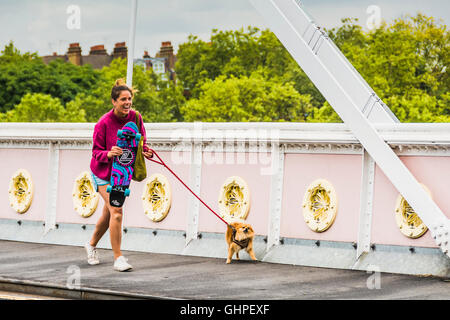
xmin=1 ymin=93 xmax=85 ymax=122
xmin=181 ymin=72 xmax=313 ymax=122
xmin=0 ymin=41 xmax=98 ymax=114
xmin=68 ymin=58 xmax=184 ymax=122
xmin=321 ymin=14 xmax=450 ymax=122
xmin=0 ymin=13 xmax=448 ymax=123
xmin=176 ymin=27 xmax=324 ymax=103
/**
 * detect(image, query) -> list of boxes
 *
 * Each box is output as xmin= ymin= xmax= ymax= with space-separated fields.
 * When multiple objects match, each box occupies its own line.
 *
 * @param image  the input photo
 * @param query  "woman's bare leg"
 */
xmin=89 ymin=185 xmax=123 ymax=259
xmin=89 ymin=191 xmax=110 ymax=247
xmin=108 ymin=205 xmax=123 ymax=260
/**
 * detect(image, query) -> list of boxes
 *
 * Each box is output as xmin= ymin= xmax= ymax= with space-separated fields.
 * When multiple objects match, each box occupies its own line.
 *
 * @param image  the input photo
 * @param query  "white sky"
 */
xmin=1 ymin=0 xmax=449 ymax=58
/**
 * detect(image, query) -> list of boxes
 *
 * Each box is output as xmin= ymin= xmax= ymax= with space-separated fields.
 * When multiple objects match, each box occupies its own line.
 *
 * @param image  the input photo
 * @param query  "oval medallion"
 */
xmin=302 ymin=179 xmax=338 ymax=232
xmin=72 ymin=171 xmax=99 ymax=218
xmin=8 ymin=169 xmax=34 ymax=214
xmin=142 ymin=173 xmax=172 ymax=222
xmin=218 ymin=176 xmax=251 ymax=222
xmin=395 ymin=184 xmax=430 ymax=239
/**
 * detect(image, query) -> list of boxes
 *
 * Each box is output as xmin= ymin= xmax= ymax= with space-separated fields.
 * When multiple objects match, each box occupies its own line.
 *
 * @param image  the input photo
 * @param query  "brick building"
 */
xmin=43 ymin=41 xmax=177 ymax=82
xmin=42 ymin=42 xmax=128 ymax=69
xmin=134 ymin=41 xmax=177 ymax=82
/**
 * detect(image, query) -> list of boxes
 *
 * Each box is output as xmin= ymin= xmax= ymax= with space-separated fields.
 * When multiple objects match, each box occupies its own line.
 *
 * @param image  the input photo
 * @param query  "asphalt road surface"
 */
xmin=0 ymin=240 xmax=448 ymax=300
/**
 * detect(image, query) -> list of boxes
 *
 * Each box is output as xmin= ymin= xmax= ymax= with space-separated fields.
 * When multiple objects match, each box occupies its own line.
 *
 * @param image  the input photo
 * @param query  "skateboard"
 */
xmin=107 ymin=121 xmax=141 ymax=207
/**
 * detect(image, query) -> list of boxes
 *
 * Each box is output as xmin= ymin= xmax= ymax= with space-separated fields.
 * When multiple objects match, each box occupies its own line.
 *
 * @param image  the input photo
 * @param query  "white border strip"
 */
xmin=267 ymin=143 xmax=285 ymax=250
xmin=185 ymin=141 xmax=202 ymax=245
xmin=355 ymin=150 xmax=375 ymax=262
xmin=44 ymin=142 xmax=59 ymax=234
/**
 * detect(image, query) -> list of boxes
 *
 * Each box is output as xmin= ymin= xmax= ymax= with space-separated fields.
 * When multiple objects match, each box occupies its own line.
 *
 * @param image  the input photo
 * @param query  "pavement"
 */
xmin=0 ymin=240 xmax=449 ymax=300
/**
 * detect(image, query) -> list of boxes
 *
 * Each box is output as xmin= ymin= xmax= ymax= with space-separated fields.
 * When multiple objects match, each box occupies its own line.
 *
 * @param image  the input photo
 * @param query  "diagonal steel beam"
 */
xmin=249 ymin=0 xmax=449 ymax=257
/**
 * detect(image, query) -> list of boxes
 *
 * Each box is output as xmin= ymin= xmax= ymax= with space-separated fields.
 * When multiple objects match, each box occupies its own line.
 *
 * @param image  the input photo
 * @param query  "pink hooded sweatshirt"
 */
xmin=90 ymin=108 xmax=149 ymax=181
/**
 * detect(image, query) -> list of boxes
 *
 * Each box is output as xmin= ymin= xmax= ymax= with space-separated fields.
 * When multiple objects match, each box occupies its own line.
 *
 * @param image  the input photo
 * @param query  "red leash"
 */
xmin=148 ymin=149 xmax=229 ymax=226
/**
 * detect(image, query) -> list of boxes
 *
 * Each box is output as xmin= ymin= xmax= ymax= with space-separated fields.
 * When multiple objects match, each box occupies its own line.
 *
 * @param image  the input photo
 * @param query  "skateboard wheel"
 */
xmin=107 ymin=185 xmax=112 ymax=193
xmin=117 ymin=130 xmax=123 ymax=138
xmin=124 ymin=189 xmax=130 ymax=197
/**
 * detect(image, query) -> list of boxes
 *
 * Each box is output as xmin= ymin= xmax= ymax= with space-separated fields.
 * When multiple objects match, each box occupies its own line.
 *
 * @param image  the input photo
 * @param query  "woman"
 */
xmin=85 ymin=79 xmax=153 ymax=271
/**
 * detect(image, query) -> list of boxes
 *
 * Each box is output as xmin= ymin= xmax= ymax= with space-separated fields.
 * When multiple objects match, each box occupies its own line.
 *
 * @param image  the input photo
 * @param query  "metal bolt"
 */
xmin=153 ymin=230 xmax=157 ymax=236
xmin=17 ymin=220 xmax=22 ymax=226
xmin=81 ymin=225 xmax=86 ymax=230
xmin=315 ymin=240 xmax=320 ymax=247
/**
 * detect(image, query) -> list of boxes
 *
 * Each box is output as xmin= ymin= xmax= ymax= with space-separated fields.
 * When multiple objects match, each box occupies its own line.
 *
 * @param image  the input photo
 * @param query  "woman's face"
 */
xmin=112 ymin=90 xmax=132 ymax=118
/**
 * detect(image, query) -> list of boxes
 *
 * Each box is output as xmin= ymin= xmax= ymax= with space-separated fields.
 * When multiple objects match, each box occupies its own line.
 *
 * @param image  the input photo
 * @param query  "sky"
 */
xmin=1 ymin=0 xmax=449 ymax=59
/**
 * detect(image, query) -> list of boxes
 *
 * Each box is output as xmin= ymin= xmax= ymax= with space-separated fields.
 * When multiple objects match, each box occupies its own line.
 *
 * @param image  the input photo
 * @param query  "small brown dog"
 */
xmin=225 ymin=221 xmax=257 ymax=264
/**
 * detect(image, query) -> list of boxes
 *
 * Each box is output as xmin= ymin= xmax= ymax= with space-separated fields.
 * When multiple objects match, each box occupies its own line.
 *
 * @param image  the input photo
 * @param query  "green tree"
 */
xmin=385 ymin=89 xmax=450 ymax=122
xmin=176 ymin=27 xmax=323 ymax=104
xmin=71 ymin=58 xmax=184 ymax=122
xmin=181 ymin=72 xmax=313 ymax=122
xmin=1 ymin=13 xmax=448 ymax=124
xmin=0 ymin=41 xmax=99 ymax=113
xmin=2 ymin=93 xmax=86 ymax=122
xmin=308 ymin=102 xmax=343 ymax=123
xmin=283 ymin=60 xmax=326 ymax=109
xmin=317 ymin=14 xmax=450 ymax=122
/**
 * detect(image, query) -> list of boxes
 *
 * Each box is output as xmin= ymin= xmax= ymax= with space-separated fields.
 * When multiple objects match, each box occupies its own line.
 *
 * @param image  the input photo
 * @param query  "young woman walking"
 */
xmin=85 ymin=79 xmax=153 ymax=271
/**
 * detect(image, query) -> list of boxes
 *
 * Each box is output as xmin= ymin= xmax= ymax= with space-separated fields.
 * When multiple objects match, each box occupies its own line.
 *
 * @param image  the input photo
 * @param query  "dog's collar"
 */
xmin=231 ymin=228 xmax=250 ymax=249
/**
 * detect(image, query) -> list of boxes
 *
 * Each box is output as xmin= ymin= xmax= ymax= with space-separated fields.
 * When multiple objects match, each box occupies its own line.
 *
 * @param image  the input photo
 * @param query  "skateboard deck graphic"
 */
xmin=107 ymin=121 xmax=141 ymax=207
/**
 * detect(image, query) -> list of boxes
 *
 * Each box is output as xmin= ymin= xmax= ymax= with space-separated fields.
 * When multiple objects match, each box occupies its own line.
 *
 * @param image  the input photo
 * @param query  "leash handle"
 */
xmin=148 ymin=148 xmax=229 ymax=226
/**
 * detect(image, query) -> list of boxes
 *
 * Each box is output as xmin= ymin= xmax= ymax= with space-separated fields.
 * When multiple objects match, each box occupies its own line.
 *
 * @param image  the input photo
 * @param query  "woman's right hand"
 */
xmin=107 ymin=146 xmax=123 ymax=158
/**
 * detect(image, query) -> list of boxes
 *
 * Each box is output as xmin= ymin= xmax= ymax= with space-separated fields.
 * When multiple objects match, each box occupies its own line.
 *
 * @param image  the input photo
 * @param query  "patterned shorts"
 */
xmin=90 ymin=171 xmax=109 ymax=192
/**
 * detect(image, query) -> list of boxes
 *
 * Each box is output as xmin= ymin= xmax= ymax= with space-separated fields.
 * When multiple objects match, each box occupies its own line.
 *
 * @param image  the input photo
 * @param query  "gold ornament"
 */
xmin=142 ymin=173 xmax=172 ymax=222
xmin=218 ymin=176 xmax=250 ymax=222
xmin=8 ymin=169 xmax=34 ymax=214
xmin=72 ymin=171 xmax=99 ymax=218
xmin=395 ymin=184 xmax=430 ymax=239
xmin=302 ymin=179 xmax=338 ymax=232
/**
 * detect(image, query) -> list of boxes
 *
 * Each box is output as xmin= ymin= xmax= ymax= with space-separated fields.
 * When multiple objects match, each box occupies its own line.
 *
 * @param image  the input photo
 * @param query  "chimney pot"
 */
xmin=67 ymin=43 xmax=82 ymax=66
xmin=89 ymin=44 xmax=107 ymax=55
xmin=90 ymin=44 xmax=105 ymax=51
xmin=112 ymin=42 xmax=128 ymax=60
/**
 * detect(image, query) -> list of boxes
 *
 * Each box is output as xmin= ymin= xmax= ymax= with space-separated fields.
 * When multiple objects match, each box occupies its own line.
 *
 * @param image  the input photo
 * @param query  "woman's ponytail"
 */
xmin=111 ymin=78 xmax=137 ymax=100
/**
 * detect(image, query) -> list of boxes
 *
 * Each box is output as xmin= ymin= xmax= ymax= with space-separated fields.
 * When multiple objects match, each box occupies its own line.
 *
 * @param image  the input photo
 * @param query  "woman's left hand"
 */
xmin=142 ymin=150 xmax=153 ymax=160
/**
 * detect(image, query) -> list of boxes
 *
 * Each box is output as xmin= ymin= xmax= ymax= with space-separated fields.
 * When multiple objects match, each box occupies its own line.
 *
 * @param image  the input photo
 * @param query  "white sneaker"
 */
xmin=84 ymin=242 xmax=100 ymax=265
xmin=114 ymin=256 xmax=133 ymax=272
